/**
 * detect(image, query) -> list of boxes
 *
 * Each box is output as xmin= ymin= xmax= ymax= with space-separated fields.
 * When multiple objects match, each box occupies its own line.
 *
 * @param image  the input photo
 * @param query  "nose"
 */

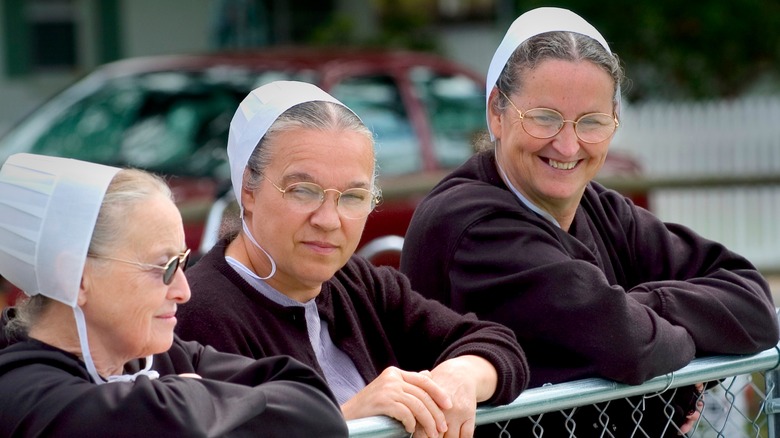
xmin=310 ymin=192 xmax=342 ymax=231
xmin=552 ymin=121 xmax=580 ymax=157
xmin=168 ymin=269 xmax=191 ymax=303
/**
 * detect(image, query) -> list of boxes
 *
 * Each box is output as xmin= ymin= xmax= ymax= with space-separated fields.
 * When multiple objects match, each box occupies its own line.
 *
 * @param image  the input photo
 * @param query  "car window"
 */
xmin=331 ymin=75 xmax=421 ymax=177
xmin=0 ymin=68 xmax=317 ymax=181
xmin=22 ymin=72 xmax=248 ymax=180
xmin=410 ymin=67 xmax=484 ymax=168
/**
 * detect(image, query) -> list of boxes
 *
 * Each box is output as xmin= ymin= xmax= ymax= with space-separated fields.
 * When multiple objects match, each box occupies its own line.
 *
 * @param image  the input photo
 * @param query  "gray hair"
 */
xmin=244 ymin=100 xmax=376 ymax=189
xmin=220 ymin=100 xmax=377 ymax=239
xmin=480 ymin=31 xmax=624 ymax=151
xmin=6 ymin=169 xmax=172 ymax=336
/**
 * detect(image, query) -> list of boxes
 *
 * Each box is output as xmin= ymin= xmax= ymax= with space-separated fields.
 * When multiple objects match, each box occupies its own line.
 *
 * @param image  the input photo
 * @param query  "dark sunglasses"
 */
xmin=89 ymin=249 xmax=191 ymax=285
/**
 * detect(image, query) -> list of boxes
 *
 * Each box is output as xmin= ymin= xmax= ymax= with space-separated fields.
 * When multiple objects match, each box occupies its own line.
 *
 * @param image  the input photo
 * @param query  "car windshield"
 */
xmin=0 ymin=67 xmax=315 ymax=180
xmin=0 ymin=61 xmax=486 ymax=181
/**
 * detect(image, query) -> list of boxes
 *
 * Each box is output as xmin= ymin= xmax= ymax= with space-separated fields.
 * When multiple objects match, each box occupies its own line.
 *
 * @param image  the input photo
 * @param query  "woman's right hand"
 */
xmin=678 ymin=383 xmax=705 ymax=435
xmin=341 ymin=366 xmax=453 ymax=437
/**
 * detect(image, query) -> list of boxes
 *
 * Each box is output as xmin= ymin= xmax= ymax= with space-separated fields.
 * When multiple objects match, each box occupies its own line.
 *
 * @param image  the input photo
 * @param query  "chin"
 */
xmin=307 ymin=258 xmax=343 ymax=275
xmin=149 ymin=335 xmax=175 ymax=354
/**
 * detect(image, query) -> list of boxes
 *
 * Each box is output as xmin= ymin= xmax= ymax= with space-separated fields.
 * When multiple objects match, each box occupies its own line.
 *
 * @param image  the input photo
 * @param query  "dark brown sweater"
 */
xmin=0 ymin=328 xmax=347 ymax=437
xmin=403 ymin=150 xmax=778 ymax=388
xmin=176 ymin=241 xmax=529 ymax=407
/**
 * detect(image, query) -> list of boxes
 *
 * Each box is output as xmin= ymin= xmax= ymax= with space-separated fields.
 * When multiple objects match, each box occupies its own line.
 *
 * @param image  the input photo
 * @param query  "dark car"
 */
xmin=0 ymin=47 xmax=643 ymax=307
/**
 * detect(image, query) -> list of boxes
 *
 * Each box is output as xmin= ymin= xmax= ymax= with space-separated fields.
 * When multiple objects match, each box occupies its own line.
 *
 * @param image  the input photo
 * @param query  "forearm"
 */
xmin=629 ymin=272 xmax=779 ymax=354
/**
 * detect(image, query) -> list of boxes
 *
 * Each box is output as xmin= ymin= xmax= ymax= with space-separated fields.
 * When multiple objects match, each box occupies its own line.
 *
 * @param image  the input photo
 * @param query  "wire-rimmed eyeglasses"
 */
xmin=499 ymin=89 xmax=619 ymax=144
xmin=265 ymin=176 xmax=381 ymax=220
xmin=89 ymin=249 xmax=191 ymax=285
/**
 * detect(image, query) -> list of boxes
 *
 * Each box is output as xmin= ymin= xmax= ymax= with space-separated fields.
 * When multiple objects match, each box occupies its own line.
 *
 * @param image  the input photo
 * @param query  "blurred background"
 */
xmin=0 ymin=0 xmax=779 ymax=297
xmin=3 ymin=0 xmax=780 ymax=130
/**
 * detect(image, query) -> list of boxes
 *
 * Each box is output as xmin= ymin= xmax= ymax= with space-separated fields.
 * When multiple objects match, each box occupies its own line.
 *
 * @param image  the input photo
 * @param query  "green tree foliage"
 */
xmin=519 ymin=0 xmax=780 ymax=101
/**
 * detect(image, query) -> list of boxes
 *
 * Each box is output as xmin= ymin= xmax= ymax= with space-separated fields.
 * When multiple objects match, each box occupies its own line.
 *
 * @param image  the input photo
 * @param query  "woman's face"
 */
xmin=82 ymin=194 xmax=191 ymax=363
xmin=243 ymin=127 xmax=374 ymax=297
xmin=489 ymin=59 xmax=616 ymax=214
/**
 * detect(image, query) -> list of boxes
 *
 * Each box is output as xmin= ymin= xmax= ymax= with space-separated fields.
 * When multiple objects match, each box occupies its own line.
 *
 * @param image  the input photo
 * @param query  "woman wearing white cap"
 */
xmin=400 ymin=6 xmax=779 ymax=437
xmin=0 ymin=153 xmax=348 ymax=437
xmin=175 ymin=80 xmax=529 ymax=438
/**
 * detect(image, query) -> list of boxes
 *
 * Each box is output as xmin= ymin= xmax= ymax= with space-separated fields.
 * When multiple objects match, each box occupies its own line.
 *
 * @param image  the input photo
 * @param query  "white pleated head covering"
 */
xmin=0 ymin=153 xmax=120 ymax=307
xmin=485 ymin=7 xmax=620 ymax=140
xmin=227 ymin=80 xmax=357 ymax=209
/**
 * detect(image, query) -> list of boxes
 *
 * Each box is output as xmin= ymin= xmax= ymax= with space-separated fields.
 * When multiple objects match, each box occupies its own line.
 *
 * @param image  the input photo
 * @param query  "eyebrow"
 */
xmin=281 ymin=172 xmax=371 ymax=190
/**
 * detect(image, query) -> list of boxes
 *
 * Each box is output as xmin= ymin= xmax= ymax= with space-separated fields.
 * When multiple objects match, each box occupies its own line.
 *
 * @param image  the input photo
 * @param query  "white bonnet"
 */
xmin=485 ymin=7 xmax=619 ymax=140
xmin=227 ymin=80 xmax=356 ymax=207
xmin=0 ymin=153 xmax=120 ymax=307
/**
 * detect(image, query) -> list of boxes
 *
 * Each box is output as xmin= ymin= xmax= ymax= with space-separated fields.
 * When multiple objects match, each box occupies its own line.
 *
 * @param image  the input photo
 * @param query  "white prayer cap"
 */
xmin=485 ymin=7 xmax=618 ymax=140
xmin=227 ymin=80 xmax=356 ymax=207
xmin=0 ymin=153 xmax=120 ymax=307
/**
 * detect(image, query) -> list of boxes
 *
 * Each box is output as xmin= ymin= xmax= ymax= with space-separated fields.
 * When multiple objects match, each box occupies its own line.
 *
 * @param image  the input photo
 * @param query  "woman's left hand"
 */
xmin=418 ymin=355 xmax=498 ymax=438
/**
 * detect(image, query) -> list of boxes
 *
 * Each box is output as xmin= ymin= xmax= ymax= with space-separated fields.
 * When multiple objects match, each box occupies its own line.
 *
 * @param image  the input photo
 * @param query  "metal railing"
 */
xmin=347 ymin=345 xmax=780 ymax=437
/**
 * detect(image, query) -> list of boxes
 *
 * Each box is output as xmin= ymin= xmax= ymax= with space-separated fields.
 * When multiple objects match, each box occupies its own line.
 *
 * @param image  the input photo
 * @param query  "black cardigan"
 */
xmin=0 ymin=325 xmax=347 ymax=437
xmin=402 ymin=150 xmax=778 ymax=387
xmin=177 ymin=241 xmax=529 ymax=407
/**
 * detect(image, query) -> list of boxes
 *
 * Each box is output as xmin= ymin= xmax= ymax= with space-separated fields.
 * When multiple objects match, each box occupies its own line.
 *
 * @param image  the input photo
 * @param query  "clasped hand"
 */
xmin=341 ymin=357 xmax=487 ymax=438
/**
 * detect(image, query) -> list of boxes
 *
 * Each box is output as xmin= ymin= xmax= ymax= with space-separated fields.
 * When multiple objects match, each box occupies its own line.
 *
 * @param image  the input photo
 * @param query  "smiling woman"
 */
xmin=400 ymin=7 xmax=780 ymax=437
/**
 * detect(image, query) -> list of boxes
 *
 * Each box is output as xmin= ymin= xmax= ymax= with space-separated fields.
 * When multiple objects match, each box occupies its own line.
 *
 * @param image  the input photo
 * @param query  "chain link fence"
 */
xmin=348 ymin=345 xmax=780 ymax=438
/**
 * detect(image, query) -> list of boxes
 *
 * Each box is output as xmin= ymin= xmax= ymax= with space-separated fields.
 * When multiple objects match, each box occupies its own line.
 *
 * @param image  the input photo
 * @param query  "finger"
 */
xmin=395 ymin=406 xmax=417 ymax=435
xmin=400 ymin=373 xmax=450 ymax=433
xmin=398 ymin=385 xmax=446 ymax=436
xmin=445 ymin=415 xmax=475 ymax=438
xmin=377 ymin=396 xmax=417 ymax=435
xmin=413 ymin=424 xmax=433 ymax=438
xmin=402 ymin=370 xmax=453 ymax=410
xmin=374 ymin=370 xmax=442 ymax=437
xmin=369 ymin=368 xmax=448 ymax=435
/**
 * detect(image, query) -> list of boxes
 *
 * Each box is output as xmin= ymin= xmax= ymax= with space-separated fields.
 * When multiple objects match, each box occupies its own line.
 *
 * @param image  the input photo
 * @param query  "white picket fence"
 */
xmin=610 ymin=96 xmax=780 ymax=272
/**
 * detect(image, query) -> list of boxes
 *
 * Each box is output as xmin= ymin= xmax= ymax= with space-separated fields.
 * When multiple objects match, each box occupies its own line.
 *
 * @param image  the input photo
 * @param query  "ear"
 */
xmin=240 ymin=168 xmax=256 ymax=216
xmin=487 ymin=88 xmax=504 ymax=141
xmin=77 ymin=263 xmax=90 ymax=307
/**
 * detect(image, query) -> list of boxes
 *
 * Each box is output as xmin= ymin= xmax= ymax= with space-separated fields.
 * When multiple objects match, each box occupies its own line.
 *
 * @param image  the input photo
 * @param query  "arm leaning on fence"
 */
xmin=347 ymin=344 xmax=780 ymax=438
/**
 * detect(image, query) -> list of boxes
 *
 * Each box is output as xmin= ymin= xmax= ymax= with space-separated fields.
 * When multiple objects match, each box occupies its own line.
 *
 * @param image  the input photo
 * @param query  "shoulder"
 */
xmin=184 ymin=241 xmax=247 ymax=308
xmin=331 ymin=256 xmax=404 ymax=292
xmin=409 ymin=152 xmax=526 ymax=241
xmin=0 ymin=340 xmax=88 ymax=381
xmin=426 ymin=152 xmax=517 ymax=213
xmin=327 ymin=256 xmax=411 ymax=304
xmin=581 ymin=181 xmax=657 ymax=231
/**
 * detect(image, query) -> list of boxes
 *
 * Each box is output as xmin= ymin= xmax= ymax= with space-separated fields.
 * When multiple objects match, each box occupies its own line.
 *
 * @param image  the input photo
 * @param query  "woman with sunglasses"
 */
xmin=0 ymin=153 xmax=348 ymax=437
xmin=175 ymin=80 xmax=529 ymax=438
xmin=401 ymin=7 xmax=779 ymax=437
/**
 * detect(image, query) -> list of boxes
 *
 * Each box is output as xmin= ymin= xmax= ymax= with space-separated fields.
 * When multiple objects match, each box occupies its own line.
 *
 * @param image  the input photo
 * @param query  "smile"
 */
xmin=547 ymin=158 xmax=578 ymax=170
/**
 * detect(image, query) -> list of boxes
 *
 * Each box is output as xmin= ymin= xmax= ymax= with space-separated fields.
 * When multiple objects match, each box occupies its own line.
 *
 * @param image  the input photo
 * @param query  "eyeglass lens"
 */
xmin=162 ymin=250 xmax=191 ymax=285
xmin=522 ymin=108 xmax=616 ymax=143
xmin=282 ymin=182 xmax=375 ymax=219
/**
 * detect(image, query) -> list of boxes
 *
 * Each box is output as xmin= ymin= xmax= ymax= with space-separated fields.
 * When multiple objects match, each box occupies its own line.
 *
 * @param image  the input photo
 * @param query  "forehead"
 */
xmin=266 ymin=127 xmax=374 ymax=179
xmin=518 ymin=59 xmax=614 ymax=109
xmin=122 ymin=194 xmax=185 ymax=252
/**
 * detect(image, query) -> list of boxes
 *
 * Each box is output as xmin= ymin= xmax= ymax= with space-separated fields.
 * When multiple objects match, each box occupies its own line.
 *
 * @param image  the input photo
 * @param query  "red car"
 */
xmin=0 ymin=48 xmax=642 ymax=307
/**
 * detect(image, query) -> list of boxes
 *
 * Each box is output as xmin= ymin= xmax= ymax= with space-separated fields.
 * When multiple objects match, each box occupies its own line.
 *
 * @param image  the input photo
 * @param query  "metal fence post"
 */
xmin=765 ymin=367 xmax=780 ymax=438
